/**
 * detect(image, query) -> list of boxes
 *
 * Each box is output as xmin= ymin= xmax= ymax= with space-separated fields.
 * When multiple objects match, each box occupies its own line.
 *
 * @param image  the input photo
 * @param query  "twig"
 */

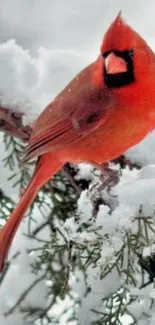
xmin=4 ymin=273 xmax=45 ymax=316
xmin=32 ymin=220 xmax=49 ymax=236
xmin=27 ymin=299 xmax=55 ymax=322
xmin=0 ymin=251 xmax=20 ymax=285
xmin=61 ymin=240 xmax=73 ymax=297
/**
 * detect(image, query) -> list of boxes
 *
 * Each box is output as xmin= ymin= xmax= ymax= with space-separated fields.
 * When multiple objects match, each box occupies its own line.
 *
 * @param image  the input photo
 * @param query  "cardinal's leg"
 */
xmin=89 ymin=161 xmax=120 ymax=192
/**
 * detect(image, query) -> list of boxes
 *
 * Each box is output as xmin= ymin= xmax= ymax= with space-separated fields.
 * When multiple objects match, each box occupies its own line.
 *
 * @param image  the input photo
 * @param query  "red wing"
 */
xmin=24 ymin=101 xmax=111 ymax=162
xmin=24 ymin=117 xmax=81 ymax=161
xmin=23 ymin=61 xmax=111 ymax=162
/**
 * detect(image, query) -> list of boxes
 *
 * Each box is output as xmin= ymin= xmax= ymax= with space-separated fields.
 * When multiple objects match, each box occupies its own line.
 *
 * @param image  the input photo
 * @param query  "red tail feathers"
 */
xmin=0 ymin=154 xmax=63 ymax=271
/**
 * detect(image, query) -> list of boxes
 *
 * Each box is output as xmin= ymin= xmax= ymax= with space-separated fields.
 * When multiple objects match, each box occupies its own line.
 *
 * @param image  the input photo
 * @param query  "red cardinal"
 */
xmin=1 ymin=13 xmax=155 ymax=271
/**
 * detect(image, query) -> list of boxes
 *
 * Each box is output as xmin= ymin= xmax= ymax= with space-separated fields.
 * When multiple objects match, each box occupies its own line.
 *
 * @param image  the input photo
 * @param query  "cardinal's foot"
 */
xmin=100 ymin=165 xmax=119 ymax=193
xmin=90 ymin=161 xmax=120 ymax=193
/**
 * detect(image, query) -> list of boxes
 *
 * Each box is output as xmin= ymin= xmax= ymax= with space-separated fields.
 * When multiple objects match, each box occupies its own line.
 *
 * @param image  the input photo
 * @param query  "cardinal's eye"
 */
xmin=102 ymin=49 xmax=135 ymax=88
xmin=128 ymin=49 xmax=135 ymax=57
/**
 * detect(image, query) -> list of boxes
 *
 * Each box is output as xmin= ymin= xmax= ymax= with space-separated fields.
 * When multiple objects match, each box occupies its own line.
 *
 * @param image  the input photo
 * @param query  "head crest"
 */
xmin=114 ymin=10 xmax=123 ymax=24
xmin=101 ymin=13 xmax=146 ymax=53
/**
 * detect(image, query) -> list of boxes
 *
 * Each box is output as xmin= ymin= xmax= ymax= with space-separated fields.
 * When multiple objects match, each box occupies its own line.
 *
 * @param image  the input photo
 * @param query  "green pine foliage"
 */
xmin=1 ymin=133 xmax=155 ymax=325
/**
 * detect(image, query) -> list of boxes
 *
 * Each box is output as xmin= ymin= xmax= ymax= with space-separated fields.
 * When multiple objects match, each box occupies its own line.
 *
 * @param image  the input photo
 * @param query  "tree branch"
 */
xmin=0 ymin=105 xmax=32 ymax=141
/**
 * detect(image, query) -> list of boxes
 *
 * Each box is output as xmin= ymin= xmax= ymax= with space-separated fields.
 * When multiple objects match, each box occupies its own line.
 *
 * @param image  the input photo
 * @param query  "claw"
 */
xmin=89 ymin=160 xmax=120 ymax=192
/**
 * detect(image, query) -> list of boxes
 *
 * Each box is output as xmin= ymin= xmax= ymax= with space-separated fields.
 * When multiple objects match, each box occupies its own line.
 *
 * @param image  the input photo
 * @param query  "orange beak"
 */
xmin=105 ymin=53 xmax=127 ymax=74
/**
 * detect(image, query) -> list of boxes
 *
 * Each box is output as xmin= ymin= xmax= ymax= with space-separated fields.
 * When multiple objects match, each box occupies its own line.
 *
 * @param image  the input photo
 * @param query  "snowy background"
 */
xmin=0 ymin=0 xmax=155 ymax=324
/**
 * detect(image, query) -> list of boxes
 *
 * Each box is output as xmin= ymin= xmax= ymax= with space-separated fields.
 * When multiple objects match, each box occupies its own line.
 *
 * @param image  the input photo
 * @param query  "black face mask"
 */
xmin=102 ymin=49 xmax=135 ymax=88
